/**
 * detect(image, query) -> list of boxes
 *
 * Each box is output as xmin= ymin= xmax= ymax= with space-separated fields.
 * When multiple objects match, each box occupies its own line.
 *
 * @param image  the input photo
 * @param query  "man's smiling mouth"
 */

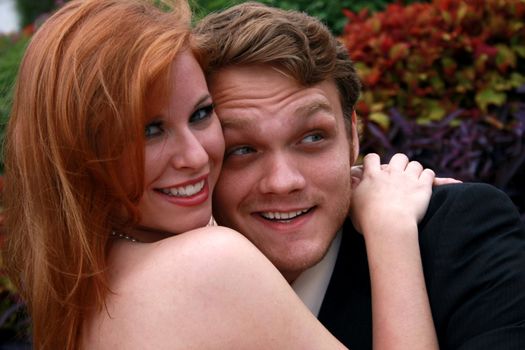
xmin=259 ymin=208 xmax=311 ymax=221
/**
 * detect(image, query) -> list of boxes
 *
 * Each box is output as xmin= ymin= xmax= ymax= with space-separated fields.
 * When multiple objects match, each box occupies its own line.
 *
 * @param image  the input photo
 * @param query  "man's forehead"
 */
xmin=218 ymin=99 xmax=336 ymax=131
xmin=210 ymin=67 xmax=336 ymax=102
xmin=208 ymin=64 xmax=345 ymax=133
xmin=209 ymin=64 xmax=286 ymax=85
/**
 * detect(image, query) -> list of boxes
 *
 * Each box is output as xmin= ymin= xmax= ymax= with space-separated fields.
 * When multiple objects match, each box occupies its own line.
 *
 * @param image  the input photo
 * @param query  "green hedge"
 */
xmin=13 ymin=0 xmax=423 ymax=36
xmin=15 ymin=0 xmax=57 ymax=28
xmin=0 ymin=34 xmax=30 ymax=172
xmin=192 ymin=0 xmax=428 ymax=34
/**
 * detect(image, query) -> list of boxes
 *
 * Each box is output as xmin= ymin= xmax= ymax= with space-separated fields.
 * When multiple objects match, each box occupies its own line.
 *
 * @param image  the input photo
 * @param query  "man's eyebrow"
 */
xmin=220 ymin=113 xmax=258 ymax=131
xmin=294 ymin=100 xmax=336 ymax=119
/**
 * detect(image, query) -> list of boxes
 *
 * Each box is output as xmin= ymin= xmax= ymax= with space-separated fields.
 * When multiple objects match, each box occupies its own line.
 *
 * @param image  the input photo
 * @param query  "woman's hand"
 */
xmin=351 ymin=153 xmax=441 ymax=350
xmin=350 ymin=153 xmax=459 ymax=235
xmin=351 ymin=160 xmax=461 ymax=189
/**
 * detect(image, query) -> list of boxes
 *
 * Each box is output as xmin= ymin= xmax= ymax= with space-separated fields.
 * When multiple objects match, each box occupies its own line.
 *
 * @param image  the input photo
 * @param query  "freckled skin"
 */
xmin=210 ymin=65 xmax=358 ymax=282
xmin=135 ymin=52 xmax=224 ymax=238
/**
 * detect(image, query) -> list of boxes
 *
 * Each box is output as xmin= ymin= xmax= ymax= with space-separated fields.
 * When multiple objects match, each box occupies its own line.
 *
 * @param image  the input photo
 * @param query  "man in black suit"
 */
xmin=195 ymin=3 xmax=525 ymax=349
xmin=319 ymin=182 xmax=525 ymax=349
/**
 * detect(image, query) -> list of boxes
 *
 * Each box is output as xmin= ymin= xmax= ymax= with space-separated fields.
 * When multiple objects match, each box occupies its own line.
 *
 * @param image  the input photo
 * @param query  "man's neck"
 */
xmin=291 ymin=231 xmax=342 ymax=316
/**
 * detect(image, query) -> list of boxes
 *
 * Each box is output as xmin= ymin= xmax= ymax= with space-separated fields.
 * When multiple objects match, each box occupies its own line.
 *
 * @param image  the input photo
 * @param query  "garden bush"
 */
xmin=192 ymin=0 xmax=427 ymax=34
xmin=0 ymin=31 xmax=31 ymax=173
xmin=15 ymin=0 xmax=58 ymax=28
xmin=0 ymin=29 xmax=32 ymax=350
xmin=0 ymin=261 xmax=31 ymax=346
xmin=341 ymin=0 xmax=525 ymax=218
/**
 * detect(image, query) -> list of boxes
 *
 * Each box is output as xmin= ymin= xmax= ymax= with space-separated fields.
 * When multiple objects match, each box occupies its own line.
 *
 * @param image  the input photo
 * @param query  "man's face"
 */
xmin=210 ymin=65 xmax=358 ymax=282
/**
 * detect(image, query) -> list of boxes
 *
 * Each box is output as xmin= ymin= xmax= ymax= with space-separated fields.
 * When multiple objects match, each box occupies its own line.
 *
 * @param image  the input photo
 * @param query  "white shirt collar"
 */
xmin=291 ymin=231 xmax=342 ymax=316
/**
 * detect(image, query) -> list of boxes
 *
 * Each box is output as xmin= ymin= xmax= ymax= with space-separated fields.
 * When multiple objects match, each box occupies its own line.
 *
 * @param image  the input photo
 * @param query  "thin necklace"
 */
xmin=111 ymin=231 xmax=142 ymax=243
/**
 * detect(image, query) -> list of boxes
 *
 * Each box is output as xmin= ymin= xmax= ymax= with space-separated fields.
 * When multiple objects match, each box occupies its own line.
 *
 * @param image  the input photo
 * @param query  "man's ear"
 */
xmin=350 ymin=110 xmax=360 ymax=165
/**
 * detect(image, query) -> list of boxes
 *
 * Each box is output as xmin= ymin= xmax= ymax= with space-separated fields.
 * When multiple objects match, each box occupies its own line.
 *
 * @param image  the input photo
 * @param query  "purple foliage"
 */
xmin=360 ymin=99 xmax=525 ymax=219
xmin=0 ymin=290 xmax=31 ymax=344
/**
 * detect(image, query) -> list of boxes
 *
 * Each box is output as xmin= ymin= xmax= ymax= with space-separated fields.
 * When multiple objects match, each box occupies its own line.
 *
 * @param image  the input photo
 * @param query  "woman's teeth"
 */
xmin=160 ymin=180 xmax=205 ymax=197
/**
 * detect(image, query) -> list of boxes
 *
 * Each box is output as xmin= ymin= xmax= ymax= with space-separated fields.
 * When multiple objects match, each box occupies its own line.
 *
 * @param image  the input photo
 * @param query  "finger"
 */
xmin=351 ymin=175 xmax=361 ymax=189
xmin=419 ymin=168 xmax=435 ymax=185
xmin=433 ymin=177 xmax=462 ymax=186
xmin=387 ymin=153 xmax=409 ymax=172
xmin=351 ymin=165 xmax=364 ymax=189
xmin=350 ymin=165 xmax=364 ymax=179
xmin=362 ymin=153 xmax=381 ymax=174
xmin=405 ymin=160 xmax=424 ymax=177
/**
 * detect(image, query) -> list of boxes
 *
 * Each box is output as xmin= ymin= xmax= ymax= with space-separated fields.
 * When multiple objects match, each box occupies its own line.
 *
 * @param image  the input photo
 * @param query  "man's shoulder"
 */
xmin=419 ymin=183 xmax=525 ymax=348
xmin=425 ymin=182 xmax=519 ymax=222
xmin=430 ymin=181 xmax=506 ymax=201
xmin=419 ymin=181 xmax=525 ymax=263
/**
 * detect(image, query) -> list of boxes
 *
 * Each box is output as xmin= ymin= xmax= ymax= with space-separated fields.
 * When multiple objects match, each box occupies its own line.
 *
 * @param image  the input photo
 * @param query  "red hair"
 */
xmin=2 ymin=0 xmax=193 ymax=348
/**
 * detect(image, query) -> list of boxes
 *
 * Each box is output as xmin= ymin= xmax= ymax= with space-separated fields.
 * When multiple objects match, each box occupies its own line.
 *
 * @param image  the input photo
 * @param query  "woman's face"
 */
xmin=136 ymin=51 xmax=224 ymax=236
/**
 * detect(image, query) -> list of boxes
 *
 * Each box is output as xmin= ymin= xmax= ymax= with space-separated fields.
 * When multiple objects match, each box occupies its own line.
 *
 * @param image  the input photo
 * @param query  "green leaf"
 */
xmin=402 ymin=71 xmax=418 ymax=88
xmin=449 ymin=119 xmax=461 ymax=127
xmin=475 ymin=89 xmax=507 ymax=111
xmin=430 ymin=75 xmax=445 ymax=93
xmin=369 ymin=112 xmax=390 ymax=129
xmin=496 ymin=44 xmax=517 ymax=71
xmin=425 ymin=100 xmax=446 ymax=122
xmin=441 ymin=56 xmax=456 ymax=69
xmin=441 ymin=10 xmax=451 ymax=24
xmin=456 ymin=2 xmax=468 ymax=24
xmin=512 ymin=45 xmax=525 ymax=58
xmin=389 ymin=43 xmax=409 ymax=61
xmin=370 ymin=102 xmax=385 ymax=112
xmin=510 ymin=72 xmax=525 ymax=89
xmin=371 ymin=17 xmax=381 ymax=33
xmin=354 ymin=62 xmax=371 ymax=79
xmin=474 ymin=54 xmax=489 ymax=73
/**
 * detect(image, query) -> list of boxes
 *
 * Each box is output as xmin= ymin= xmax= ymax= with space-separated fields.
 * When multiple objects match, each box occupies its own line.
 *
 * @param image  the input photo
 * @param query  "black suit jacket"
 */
xmin=318 ymin=183 xmax=525 ymax=349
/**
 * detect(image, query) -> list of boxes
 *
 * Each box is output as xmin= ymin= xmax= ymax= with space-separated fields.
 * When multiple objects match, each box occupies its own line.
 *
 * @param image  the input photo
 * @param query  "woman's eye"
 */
xmin=228 ymin=146 xmax=255 ymax=156
xmin=190 ymin=104 xmax=214 ymax=123
xmin=302 ymin=133 xmax=324 ymax=143
xmin=145 ymin=121 xmax=163 ymax=139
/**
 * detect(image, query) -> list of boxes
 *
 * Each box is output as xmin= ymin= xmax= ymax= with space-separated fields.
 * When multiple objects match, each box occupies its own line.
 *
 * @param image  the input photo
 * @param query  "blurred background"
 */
xmin=1 ymin=0 xmax=524 ymax=347
xmin=0 ymin=0 xmax=19 ymax=34
xmin=0 ymin=0 xmax=59 ymax=34
xmin=0 ymin=0 xmax=425 ymax=34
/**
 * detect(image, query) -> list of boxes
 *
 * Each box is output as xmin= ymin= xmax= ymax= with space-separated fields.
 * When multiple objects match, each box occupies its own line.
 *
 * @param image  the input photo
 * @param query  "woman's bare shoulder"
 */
xmin=105 ymin=226 xmax=255 ymax=282
xmin=97 ymin=226 xmax=263 ymax=302
xmin=83 ymin=226 xmax=312 ymax=349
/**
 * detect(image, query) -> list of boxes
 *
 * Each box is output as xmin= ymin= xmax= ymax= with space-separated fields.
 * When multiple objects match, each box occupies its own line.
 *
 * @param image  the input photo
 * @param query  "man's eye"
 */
xmin=190 ymin=104 xmax=214 ymax=123
xmin=228 ymin=146 xmax=255 ymax=156
xmin=302 ymin=133 xmax=324 ymax=143
xmin=145 ymin=121 xmax=163 ymax=138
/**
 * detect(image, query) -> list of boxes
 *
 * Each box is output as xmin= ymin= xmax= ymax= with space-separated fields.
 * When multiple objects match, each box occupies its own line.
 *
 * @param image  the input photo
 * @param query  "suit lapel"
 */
xmin=318 ymin=219 xmax=373 ymax=349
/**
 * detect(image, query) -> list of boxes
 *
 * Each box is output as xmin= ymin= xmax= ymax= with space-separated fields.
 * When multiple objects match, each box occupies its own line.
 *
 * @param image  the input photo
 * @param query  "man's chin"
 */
xmin=266 ymin=244 xmax=330 ymax=282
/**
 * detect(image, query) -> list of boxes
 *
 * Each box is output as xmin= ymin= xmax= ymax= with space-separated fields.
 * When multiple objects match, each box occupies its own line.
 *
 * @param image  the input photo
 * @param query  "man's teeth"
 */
xmin=160 ymin=180 xmax=205 ymax=197
xmin=261 ymin=209 xmax=309 ymax=220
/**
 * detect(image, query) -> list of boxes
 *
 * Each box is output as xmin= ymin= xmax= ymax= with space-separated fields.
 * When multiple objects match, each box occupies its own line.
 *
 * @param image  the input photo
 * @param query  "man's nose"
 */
xmin=258 ymin=153 xmax=306 ymax=194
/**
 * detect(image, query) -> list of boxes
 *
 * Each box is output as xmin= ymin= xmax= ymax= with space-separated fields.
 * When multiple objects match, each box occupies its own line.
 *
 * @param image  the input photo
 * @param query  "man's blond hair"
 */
xmin=194 ymin=1 xmax=361 ymax=125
